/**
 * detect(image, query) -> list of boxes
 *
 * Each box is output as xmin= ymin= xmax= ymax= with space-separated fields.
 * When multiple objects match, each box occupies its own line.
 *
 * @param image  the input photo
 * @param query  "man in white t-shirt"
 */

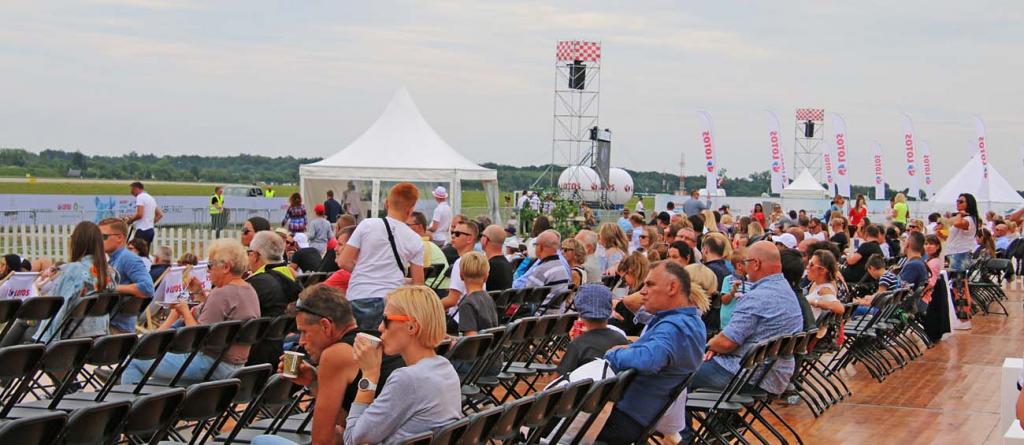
xmin=337 ymin=183 xmax=425 ymax=330
xmin=806 ymin=217 xmax=828 ymax=242
xmin=429 ymin=186 xmax=452 ymax=246
xmin=125 ymin=181 xmax=162 ymax=245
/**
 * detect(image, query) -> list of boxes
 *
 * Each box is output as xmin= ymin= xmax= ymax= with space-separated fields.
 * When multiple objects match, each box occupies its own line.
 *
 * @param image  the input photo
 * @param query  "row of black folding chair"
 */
xmin=0 ymin=296 xmax=64 ymax=344
xmin=494 ymin=313 xmax=577 ymax=403
xmin=790 ymin=310 xmax=853 ymax=418
xmin=968 ymin=257 xmax=1011 ymax=316
xmin=826 ymin=289 xmax=901 ymax=382
xmin=0 ymin=377 xmax=240 ymax=445
xmin=490 ymin=286 xmax=552 ymax=324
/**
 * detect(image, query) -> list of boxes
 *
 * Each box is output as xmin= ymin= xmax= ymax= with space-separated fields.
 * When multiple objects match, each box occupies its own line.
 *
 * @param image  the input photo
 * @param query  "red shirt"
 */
xmin=752 ymin=212 xmax=766 ymax=228
xmin=848 ymin=206 xmax=867 ymax=227
xmin=323 ymin=269 xmax=351 ymax=291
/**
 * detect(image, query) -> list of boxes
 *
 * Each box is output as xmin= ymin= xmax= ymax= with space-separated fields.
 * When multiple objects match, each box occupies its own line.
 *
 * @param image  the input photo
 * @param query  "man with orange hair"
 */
xmin=337 ymin=183 xmax=425 ymax=330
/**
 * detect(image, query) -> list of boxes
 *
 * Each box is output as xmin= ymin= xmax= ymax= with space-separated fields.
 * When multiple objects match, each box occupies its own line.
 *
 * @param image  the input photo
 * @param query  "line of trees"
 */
xmin=0 ymin=147 xmax=923 ymax=198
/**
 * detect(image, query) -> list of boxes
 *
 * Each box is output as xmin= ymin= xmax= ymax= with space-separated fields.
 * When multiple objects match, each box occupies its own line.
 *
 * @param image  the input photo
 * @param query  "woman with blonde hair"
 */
xmin=598 ymin=222 xmax=630 ymax=275
xmin=701 ymin=209 xmax=719 ymax=233
xmin=892 ymin=193 xmax=909 ymax=226
xmin=346 ymin=286 xmax=462 ymax=444
xmin=609 ymin=252 xmax=649 ymax=336
xmin=560 ymin=238 xmax=588 ymax=289
xmin=747 ymin=220 xmax=765 ymax=239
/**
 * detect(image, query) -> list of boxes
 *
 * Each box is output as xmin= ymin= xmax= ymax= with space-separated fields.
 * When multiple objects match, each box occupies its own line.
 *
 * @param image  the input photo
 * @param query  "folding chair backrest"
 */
xmin=130 ymin=329 xmax=178 ymax=361
xmin=0 ymin=343 xmax=46 ymax=416
xmin=169 ymin=324 xmax=210 ymax=354
xmin=202 ymin=320 xmax=244 ymax=353
xmin=263 ymin=315 xmax=295 ymax=342
xmin=84 ymin=292 xmax=121 ymax=317
xmin=548 ymin=378 xmax=594 ymax=420
xmin=445 ymin=333 xmax=494 ymax=362
xmin=635 ymin=372 xmax=696 ymax=444
xmin=0 ymin=411 xmax=67 ymax=445
xmin=55 ymin=295 xmax=96 ymax=339
xmin=489 ymin=396 xmax=535 ymax=442
xmin=224 ymin=374 xmax=296 ymax=442
xmin=234 ymin=317 xmax=272 ymax=345
xmin=459 ymin=404 xmax=505 ymax=445
xmin=429 ymin=417 xmax=471 ymax=445
xmin=226 ymin=364 xmax=273 ymax=405
xmin=122 ymin=387 xmax=186 ymax=440
xmin=59 ymin=399 xmax=132 ymax=445
xmin=0 ymin=299 xmax=21 ymax=324
xmin=401 ymin=431 xmax=433 ymax=445
xmin=521 ymin=385 xmax=567 ymax=429
xmin=17 ymin=296 xmax=64 ymax=322
xmin=538 ymin=289 xmax=573 ymax=315
xmin=85 ymin=333 xmax=138 ymax=368
xmin=114 ymin=294 xmax=151 ymax=318
xmin=170 ymin=378 xmax=240 ymax=429
xmin=524 ymin=286 xmax=551 ymax=307
xmin=605 ymin=369 xmax=638 ymax=403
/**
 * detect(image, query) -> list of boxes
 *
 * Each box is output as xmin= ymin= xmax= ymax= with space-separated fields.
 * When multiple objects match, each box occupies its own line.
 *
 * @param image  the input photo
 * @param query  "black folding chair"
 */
xmin=528 ymin=378 xmax=593 ymax=444
xmin=107 ymin=324 xmax=210 ymax=395
xmin=568 ymin=369 xmax=637 ymax=445
xmin=120 ymin=388 xmax=187 ymax=445
xmin=0 ymin=344 xmax=47 ymax=418
xmin=0 ymin=410 xmax=67 ymax=445
xmin=56 ymin=399 xmax=132 ymax=445
xmin=157 ymin=378 xmax=240 ymax=445
xmin=0 ymin=296 xmax=63 ymax=344
xmin=428 ymin=416 xmax=471 ymax=445
xmin=445 ymin=334 xmax=494 ymax=412
xmin=460 ymin=404 xmax=505 ymax=444
xmin=203 ymin=318 xmax=271 ymax=381
xmin=217 ymin=374 xmax=304 ymax=444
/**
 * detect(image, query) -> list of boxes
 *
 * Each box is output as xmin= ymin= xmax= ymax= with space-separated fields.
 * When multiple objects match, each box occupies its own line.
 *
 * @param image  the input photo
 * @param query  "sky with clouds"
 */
xmin=1 ymin=0 xmax=1022 ymax=190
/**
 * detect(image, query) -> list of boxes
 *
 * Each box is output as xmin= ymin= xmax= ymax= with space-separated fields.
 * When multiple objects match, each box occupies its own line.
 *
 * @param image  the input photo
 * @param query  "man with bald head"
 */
xmin=481 ymin=224 xmax=513 ymax=291
xmin=513 ymin=229 xmax=570 ymax=311
xmin=995 ymin=223 xmax=1012 ymax=251
xmin=692 ymin=240 xmax=803 ymax=396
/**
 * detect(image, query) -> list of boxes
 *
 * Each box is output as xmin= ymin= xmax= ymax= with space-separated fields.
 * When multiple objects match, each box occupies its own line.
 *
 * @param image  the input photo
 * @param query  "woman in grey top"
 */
xmin=346 ymin=286 xmax=462 ymax=444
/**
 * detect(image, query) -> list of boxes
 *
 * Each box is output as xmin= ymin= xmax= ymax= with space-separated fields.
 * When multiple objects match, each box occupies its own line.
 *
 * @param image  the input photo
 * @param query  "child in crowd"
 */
xmin=456 ymin=251 xmax=498 ymax=336
xmin=719 ymin=249 xmax=752 ymax=329
xmin=557 ymin=284 xmax=628 ymax=376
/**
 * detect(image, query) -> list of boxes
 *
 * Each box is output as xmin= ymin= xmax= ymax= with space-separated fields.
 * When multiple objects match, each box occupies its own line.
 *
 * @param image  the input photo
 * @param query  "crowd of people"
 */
xmin=4 ymin=178 xmax=1024 ymax=445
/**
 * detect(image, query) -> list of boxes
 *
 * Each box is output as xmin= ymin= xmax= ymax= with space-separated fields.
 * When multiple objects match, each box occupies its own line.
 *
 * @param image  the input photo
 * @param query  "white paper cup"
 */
xmin=282 ymin=351 xmax=304 ymax=378
xmin=356 ymin=332 xmax=382 ymax=349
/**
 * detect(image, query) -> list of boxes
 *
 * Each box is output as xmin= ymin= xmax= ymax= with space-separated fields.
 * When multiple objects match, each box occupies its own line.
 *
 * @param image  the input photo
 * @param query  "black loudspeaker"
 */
xmin=569 ymin=60 xmax=585 ymax=90
xmin=804 ymin=120 xmax=815 ymax=138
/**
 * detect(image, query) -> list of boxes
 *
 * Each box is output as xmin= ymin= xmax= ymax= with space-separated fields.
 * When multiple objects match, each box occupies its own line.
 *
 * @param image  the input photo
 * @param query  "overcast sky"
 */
xmin=2 ymin=1 xmax=1023 ymax=190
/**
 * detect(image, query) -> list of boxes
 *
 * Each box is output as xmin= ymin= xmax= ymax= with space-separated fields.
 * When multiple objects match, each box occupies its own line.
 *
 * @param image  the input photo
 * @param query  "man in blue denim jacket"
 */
xmin=597 ymin=261 xmax=706 ymax=444
xmin=100 ymin=218 xmax=155 ymax=334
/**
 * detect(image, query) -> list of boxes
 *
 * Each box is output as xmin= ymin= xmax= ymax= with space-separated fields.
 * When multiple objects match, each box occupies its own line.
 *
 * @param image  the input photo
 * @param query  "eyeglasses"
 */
xmin=242 ymin=229 xmax=252 ymax=235
xmin=296 ymin=299 xmax=332 ymax=320
xmin=639 ymin=235 xmax=648 ymax=239
xmin=957 ymin=200 xmax=966 ymax=204
xmin=101 ymin=233 xmax=123 ymax=240
xmin=451 ymin=231 xmax=472 ymax=238
xmin=383 ymin=314 xmax=413 ymax=328
xmin=246 ymin=249 xmax=259 ymax=256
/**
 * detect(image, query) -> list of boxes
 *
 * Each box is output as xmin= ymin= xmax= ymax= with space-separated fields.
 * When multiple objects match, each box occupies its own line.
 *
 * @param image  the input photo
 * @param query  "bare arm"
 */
xmin=846 ymin=252 xmax=863 ymax=266
xmin=952 ymin=213 xmax=971 ymax=230
xmin=409 ymin=264 xmax=424 ymax=285
xmin=154 ymin=206 xmax=163 ymax=224
xmin=707 ymin=332 xmax=739 ymax=355
xmin=126 ymin=205 xmax=144 ymax=224
xmin=441 ymin=289 xmax=462 ymax=309
xmin=311 ymin=345 xmax=358 ymax=445
xmin=338 ymin=246 xmax=357 ymax=272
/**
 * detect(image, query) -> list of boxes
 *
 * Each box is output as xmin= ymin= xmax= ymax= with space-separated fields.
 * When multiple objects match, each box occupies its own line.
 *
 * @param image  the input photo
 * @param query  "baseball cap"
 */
xmin=771 ymin=233 xmax=798 ymax=249
xmin=314 ymin=204 xmax=326 ymax=215
xmin=293 ymin=233 xmax=310 ymax=249
xmin=574 ymin=284 xmax=613 ymax=320
xmin=432 ymin=186 xmax=448 ymax=199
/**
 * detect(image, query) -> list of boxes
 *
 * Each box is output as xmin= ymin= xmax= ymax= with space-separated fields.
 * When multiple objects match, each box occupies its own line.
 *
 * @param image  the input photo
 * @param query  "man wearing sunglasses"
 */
xmin=100 ymin=218 xmax=155 ymax=335
xmin=439 ymin=220 xmax=480 ymax=309
xmin=273 ymin=285 xmax=402 ymax=445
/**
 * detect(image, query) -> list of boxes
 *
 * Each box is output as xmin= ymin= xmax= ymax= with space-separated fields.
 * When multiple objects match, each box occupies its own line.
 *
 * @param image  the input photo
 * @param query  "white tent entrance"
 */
xmin=930 ymin=153 xmax=1023 ymax=214
xmin=781 ymin=169 xmax=829 ymax=200
xmin=300 ymin=89 xmax=500 ymax=222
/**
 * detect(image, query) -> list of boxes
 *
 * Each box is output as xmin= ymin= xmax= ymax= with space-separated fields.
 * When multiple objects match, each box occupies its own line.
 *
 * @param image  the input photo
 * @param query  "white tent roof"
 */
xmin=931 ymin=153 xmax=1023 ymax=206
xmin=299 ymin=88 xmax=496 ymax=182
xmin=781 ymin=169 xmax=829 ymax=199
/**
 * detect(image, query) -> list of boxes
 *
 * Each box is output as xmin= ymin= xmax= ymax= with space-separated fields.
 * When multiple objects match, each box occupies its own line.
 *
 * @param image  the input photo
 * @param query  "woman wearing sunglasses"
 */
xmin=344 ymin=286 xmax=462 ymax=444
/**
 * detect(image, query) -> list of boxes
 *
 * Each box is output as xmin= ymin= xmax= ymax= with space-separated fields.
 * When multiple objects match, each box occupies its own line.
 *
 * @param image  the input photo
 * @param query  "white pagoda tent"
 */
xmin=300 ymin=89 xmax=500 ymax=222
xmin=781 ymin=169 xmax=829 ymax=199
xmin=930 ymin=153 xmax=1023 ymax=213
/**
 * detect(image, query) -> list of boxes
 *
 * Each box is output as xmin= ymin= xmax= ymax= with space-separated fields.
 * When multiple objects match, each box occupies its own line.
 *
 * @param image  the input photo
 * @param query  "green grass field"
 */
xmin=0 ymin=179 xmax=654 ymax=210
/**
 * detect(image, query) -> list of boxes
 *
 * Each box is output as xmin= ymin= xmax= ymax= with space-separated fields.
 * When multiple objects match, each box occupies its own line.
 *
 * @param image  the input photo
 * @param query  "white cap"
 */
xmin=293 ymin=232 xmax=310 ymax=249
xmin=771 ymin=233 xmax=798 ymax=249
xmin=432 ymin=186 xmax=448 ymax=199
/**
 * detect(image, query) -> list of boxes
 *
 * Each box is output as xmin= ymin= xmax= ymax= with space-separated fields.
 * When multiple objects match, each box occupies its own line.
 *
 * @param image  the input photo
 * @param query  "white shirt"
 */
xmin=808 ymin=231 xmax=827 ymax=242
xmin=635 ymin=200 xmax=645 ymax=212
xmin=431 ymin=201 xmax=452 ymax=244
xmin=946 ymin=215 xmax=977 ymax=255
xmin=516 ymin=195 xmax=529 ymax=210
xmin=346 ymin=217 xmax=425 ymax=300
xmin=134 ymin=192 xmax=158 ymax=230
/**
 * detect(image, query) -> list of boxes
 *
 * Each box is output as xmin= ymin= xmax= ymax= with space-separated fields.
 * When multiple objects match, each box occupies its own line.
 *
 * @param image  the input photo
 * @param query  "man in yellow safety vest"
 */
xmin=265 ymin=186 xmax=276 ymax=198
xmin=210 ymin=186 xmax=227 ymax=237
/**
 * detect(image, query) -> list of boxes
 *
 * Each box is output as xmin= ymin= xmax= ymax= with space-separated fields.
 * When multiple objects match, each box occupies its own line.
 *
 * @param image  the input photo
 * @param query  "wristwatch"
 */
xmin=357 ymin=377 xmax=377 ymax=392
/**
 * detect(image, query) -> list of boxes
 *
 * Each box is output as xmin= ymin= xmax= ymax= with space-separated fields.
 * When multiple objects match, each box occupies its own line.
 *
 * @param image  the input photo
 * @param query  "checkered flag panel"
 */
xmin=795 ymin=108 xmax=825 ymax=121
xmin=556 ymin=41 xmax=601 ymax=62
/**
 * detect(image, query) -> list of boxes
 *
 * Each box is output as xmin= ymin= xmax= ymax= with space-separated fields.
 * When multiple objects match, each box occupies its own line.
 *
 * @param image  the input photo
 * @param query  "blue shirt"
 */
xmin=899 ymin=258 xmax=929 ymax=289
xmin=617 ymin=217 xmax=633 ymax=237
xmin=996 ymin=236 xmax=1011 ymax=251
xmin=716 ymin=273 xmax=803 ymax=395
xmin=108 ymin=247 xmax=155 ymax=332
xmin=605 ymin=306 xmax=706 ymax=426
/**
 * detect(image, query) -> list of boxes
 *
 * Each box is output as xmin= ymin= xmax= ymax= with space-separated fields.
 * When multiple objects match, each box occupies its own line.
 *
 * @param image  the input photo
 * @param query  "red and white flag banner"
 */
xmin=766 ymin=111 xmax=788 ymax=194
xmin=823 ymin=141 xmax=836 ymax=196
xmin=830 ymin=113 xmax=851 ymax=198
xmin=872 ymin=142 xmax=886 ymax=200
xmin=697 ymin=111 xmax=718 ymax=195
xmin=920 ymin=141 xmax=934 ymax=199
xmin=901 ymin=114 xmax=920 ymax=200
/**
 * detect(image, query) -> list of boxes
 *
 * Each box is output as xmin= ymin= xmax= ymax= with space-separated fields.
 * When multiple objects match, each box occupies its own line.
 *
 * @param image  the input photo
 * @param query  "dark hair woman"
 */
xmin=947 ymin=193 xmax=979 ymax=273
xmin=283 ymin=193 xmax=307 ymax=234
xmin=35 ymin=221 xmax=112 ymax=343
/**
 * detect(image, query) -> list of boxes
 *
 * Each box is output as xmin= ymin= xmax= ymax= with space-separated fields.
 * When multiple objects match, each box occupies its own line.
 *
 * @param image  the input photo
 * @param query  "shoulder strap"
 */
xmin=381 ymin=217 xmax=407 ymax=274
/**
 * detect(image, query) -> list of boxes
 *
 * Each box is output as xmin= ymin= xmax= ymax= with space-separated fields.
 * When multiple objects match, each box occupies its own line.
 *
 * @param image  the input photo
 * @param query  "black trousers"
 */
xmin=596 ymin=407 xmax=647 ymax=445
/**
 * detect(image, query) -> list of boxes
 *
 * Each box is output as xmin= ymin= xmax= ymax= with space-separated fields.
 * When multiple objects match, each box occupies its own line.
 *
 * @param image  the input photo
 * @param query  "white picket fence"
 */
xmin=0 ymin=225 xmax=240 ymax=260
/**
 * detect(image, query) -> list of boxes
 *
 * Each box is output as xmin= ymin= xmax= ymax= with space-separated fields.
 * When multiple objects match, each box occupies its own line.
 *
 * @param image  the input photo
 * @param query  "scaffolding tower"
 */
xmin=794 ymin=108 xmax=825 ymax=182
xmin=550 ymin=40 xmax=601 ymax=187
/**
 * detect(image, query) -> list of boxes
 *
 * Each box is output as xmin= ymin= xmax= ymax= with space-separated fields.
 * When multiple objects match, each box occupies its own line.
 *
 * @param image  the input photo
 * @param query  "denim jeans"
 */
xmin=948 ymin=252 xmax=970 ymax=272
xmin=251 ymin=435 xmax=299 ymax=445
xmin=350 ymin=298 xmax=385 ymax=332
xmin=121 ymin=351 xmax=241 ymax=385
xmin=689 ymin=359 xmax=737 ymax=391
